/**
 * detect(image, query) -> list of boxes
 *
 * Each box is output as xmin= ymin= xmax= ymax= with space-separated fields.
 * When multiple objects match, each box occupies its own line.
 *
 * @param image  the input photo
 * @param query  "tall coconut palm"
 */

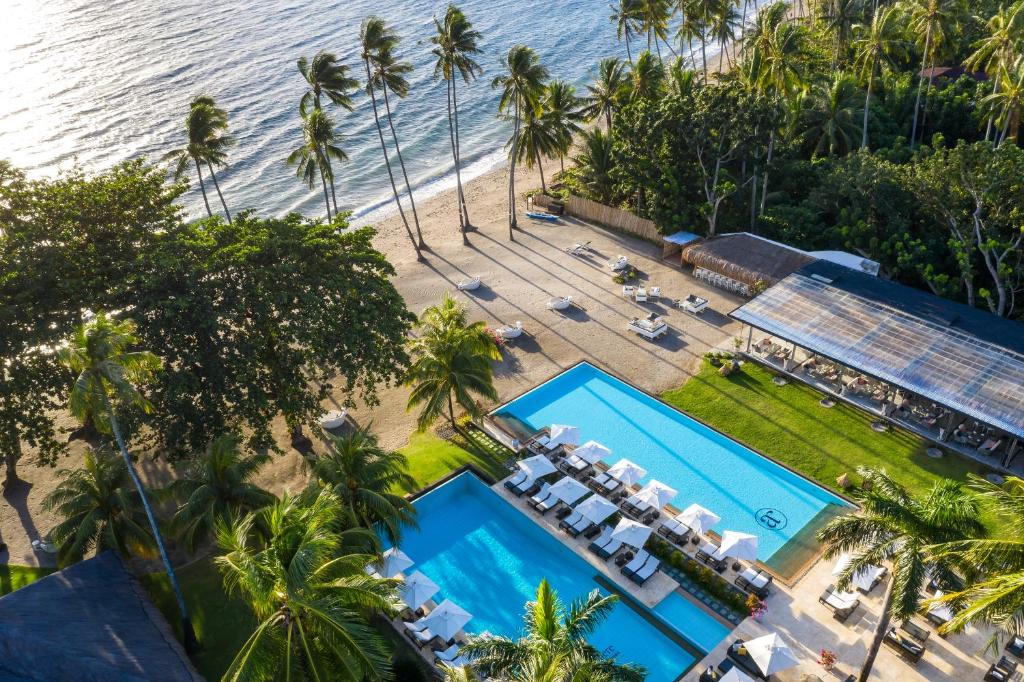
xmin=967 ymin=3 xmax=1024 ymax=141
xmin=904 ymin=0 xmax=963 ymax=148
xmin=163 ymin=95 xmax=235 ymax=223
xmin=853 ymin=6 xmax=908 ymax=148
xmin=572 ymin=128 xmax=617 ymax=204
xmin=817 ymin=467 xmax=982 ymax=682
xmin=432 ymin=4 xmax=483 ymax=241
xmin=217 ymin=488 xmax=399 ymax=681
xmin=168 ymin=434 xmax=274 ymax=553
xmin=462 ymin=579 xmax=646 ymax=681
xmin=582 ymin=57 xmax=630 ymax=131
xmin=982 ymin=58 xmax=1024 ymax=145
xmin=405 ymin=293 xmax=500 ymax=430
xmin=611 ymin=0 xmax=645 ymax=64
xmin=677 ymin=0 xmax=707 ymax=74
xmin=822 ymin=0 xmax=867 ymax=66
xmin=42 ymin=448 xmax=153 ymax=565
xmin=512 ymin=107 xmax=559 ymax=194
xmin=492 ymin=45 xmax=549 ymax=240
xmin=798 ymin=73 xmax=864 ymax=157
xmin=638 ymin=0 xmax=676 ymax=59
xmin=628 ymin=50 xmax=666 ymax=101
xmin=666 ymin=55 xmax=699 ymax=98
xmin=710 ymin=0 xmax=742 ymax=69
xmin=307 ymin=425 xmax=417 ymax=544
xmin=361 ymin=16 xmax=422 ymax=262
xmin=287 ymin=108 xmax=347 ymax=222
xmin=58 ymin=312 xmax=197 ymax=652
xmin=542 ymin=80 xmax=585 ymax=174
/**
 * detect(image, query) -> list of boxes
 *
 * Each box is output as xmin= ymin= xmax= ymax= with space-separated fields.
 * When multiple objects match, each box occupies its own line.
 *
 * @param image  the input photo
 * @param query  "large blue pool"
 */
xmin=399 ymin=472 xmax=726 ymax=681
xmin=492 ymin=363 xmax=850 ymax=568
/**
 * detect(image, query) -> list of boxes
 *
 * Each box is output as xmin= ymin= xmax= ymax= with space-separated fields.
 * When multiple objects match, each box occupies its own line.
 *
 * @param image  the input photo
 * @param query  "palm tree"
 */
xmin=217 ymin=488 xmax=399 ymax=681
xmin=982 ymin=59 xmax=1024 ymax=145
xmin=822 ymin=0 xmax=867 ymax=66
xmin=287 ymin=108 xmax=346 ymax=222
xmin=582 ymin=57 xmax=630 ymax=131
xmin=168 ymin=434 xmax=274 ymax=553
xmin=968 ymin=4 xmax=1024 ymax=141
xmin=297 ymin=50 xmax=358 ymax=215
xmin=710 ymin=0 xmax=742 ymax=69
xmin=798 ymin=73 xmax=864 ymax=157
xmin=58 ymin=312 xmax=197 ymax=652
xmin=694 ymin=0 xmax=717 ymax=80
xmin=573 ymin=128 xmax=617 ymax=204
xmin=405 ymin=293 xmax=500 ymax=431
xmin=513 ymin=107 xmax=559 ymax=194
xmin=817 ymin=467 xmax=982 ymax=682
xmin=492 ymin=45 xmax=549 ymax=240
xmin=853 ymin=6 xmax=908 ymax=147
xmin=628 ymin=50 xmax=666 ymax=102
xmin=677 ymin=0 xmax=707 ymax=74
xmin=544 ymin=80 xmax=585 ymax=174
xmin=361 ymin=16 xmax=422 ymax=262
xmin=42 ymin=448 xmax=153 ymax=564
xmin=307 ymin=426 xmax=417 ymax=544
xmin=666 ymin=55 xmax=699 ymax=98
xmin=163 ymin=95 xmax=235 ymax=223
xmin=904 ymin=0 xmax=963 ymax=148
xmin=462 ymin=579 xmax=646 ymax=681
xmin=611 ymin=0 xmax=644 ymax=64
xmin=638 ymin=0 xmax=676 ymax=59
xmin=432 ymin=4 xmax=483 ymax=241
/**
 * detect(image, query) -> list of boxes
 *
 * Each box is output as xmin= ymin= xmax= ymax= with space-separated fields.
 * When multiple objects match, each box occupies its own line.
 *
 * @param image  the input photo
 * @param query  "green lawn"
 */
xmin=398 ymin=428 xmax=511 ymax=492
xmin=662 ymin=360 xmax=998 ymax=526
xmin=0 ymin=565 xmax=54 ymax=595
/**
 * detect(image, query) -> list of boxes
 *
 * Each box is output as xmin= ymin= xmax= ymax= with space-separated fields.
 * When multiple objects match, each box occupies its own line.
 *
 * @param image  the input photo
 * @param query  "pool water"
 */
xmin=493 ymin=363 xmax=850 ymax=565
xmin=399 ymin=472 xmax=712 ymax=681
xmin=653 ymin=592 xmax=732 ymax=653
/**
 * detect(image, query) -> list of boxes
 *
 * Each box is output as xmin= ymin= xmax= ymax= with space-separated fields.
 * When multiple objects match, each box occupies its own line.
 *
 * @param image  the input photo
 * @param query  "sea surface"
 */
xmin=0 ymin=0 xmax=743 ymax=223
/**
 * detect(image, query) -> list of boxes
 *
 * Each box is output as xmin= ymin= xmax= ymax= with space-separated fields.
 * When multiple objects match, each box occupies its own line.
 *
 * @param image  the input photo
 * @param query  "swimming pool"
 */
xmin=399 ymin=472 xmax=719 ymax=681
xmin=653 ymin=592 xmax=732 ymax=653
xmin=492 ymin=363 xmax=851 ymax=571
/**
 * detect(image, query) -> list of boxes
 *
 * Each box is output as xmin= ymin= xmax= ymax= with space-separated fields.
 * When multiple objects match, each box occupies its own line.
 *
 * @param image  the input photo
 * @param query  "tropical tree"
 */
xmin=966 ymin=3 xmax=1024 ymax=141
xmin=217 ymin=488 xmax=399 ymax=681
xmin=58 ymin=312 xmax=197 ymax=651
xmin=462 ymin=579 xmax=646 ymax=681
xmin=611 ymin=0 xmax=645 ymax=64
xmin=710 ymin=0 xmax=742 ymax=69
xmin=42 ymin=448 xmax=153 ymax=564
xmin=514 ymin=106 xmax=560 ymax=194
xmin=628 ymin=50 xmax=666 ymax=101
xmin=307 ymin=425 xmax=417 ymax=544
xmin=903 ymin=0 xmax=964 ymax=148
xmin=852 ymin=5 xmax=908 ymax=147
xmin=572 ymin=128 xmax=617 ymax=203
xmin=168 ymin=433 xmax=274 ymax=553
xmin=677 ymin=0 xmax=708 ymax=75
xmin=405 ymin=293 xmax=500 ymax=430
xmin=432 ymin=4 xmax=483 ymax=241
xmin=982 ymin=58 xmax=1024 ymax=145
xmin=822 ymin=0 xmax=867 ymax=65
xmin=163 ymin=95 xmax=235 ymax=222
xmin=361 ymin=16 xmax=422 ymax=261
xmin=817 ymin=467 xmax=983 ymax=682
xmin=797 ymin=73 xmax=864 ymax=157
xmin=287 ymin=108 xmax=346 ymax=221
xmin=638 ymin=0 xmax=676 ymax=59
xmin=582 ymin=57 xmax=630 ymax=131
xmin=492 ymin=45 xmax=549 ymax=239
xmin=543 ymin=80 xmax=586 ymax=174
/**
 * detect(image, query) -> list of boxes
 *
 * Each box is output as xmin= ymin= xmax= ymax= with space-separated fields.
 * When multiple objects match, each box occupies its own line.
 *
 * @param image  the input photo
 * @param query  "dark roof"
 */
xmin=680 ymin=233 xmax=817 ymax=287
xmin=731 ymin=260 xmax=1024 ymax=438
xmin=918 ymin=66 xmax=987 ymax=81
xmin=0 ymin=552 xmax=202 ymax=682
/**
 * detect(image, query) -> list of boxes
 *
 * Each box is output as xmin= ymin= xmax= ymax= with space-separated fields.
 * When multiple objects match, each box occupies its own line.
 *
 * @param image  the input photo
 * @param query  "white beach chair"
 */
xmin=649 ymin=286 xmax=661 ymax=300
xmin=630 ymin=558 xmax=660 ymax=585
xmin=497 ymin=321 xmax=524 ymax=340
xmin=609 ymin=256 xmax=629 ymax=272
xmin=456 ymin=276 xmax=481 ymax=291
xmin=435 ymin=643 xmax=460 ymax=664
xmin=565 ymin=242 xmax=591 ymax=256
xmin=528 ymin=482 xmax=553 ymax=507
xmin=622 ymin=285 xmax=635 ymax=298
xmin=546 ymin=296 xmax=573 ymax=311
xmin=635 ymin=287 xmax=647 ymax=303
xmin=621 ymin=550 xmax=650 ymax=574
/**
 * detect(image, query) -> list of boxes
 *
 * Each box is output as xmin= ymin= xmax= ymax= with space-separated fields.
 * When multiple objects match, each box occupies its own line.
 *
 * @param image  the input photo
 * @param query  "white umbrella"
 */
xmin=676 ymin=503 xmax=721 ymax=535
xmin=574 ymin=495 xmax=618 ymax=525
xmin=606 ymin=458 xmax=647 ymax=486
xmin=379 ymin=547 xmax=414 ymax=578
xmin=634 ymin=480 xmax=677 ymax=509
xmin=832 ymin=553 xmax=886 ymax=592
xmin=718 ymin=530 xmax=759 ymax=561
xmin=611 ymin=518 xmax=653 ymax=549
xmin=517 ymin=454 xmax=557 ymax=481
xmin=548 ymin=476 xmax=590 ymax=505
xmin=571 ymin=440 xmax=612 ymax=464
xmin=548 ymin=424 xmax=580 ymax=448
xmin=400 ymin=570 xmax=440 ymax=610
xmin=425 ymin=599 xmax=473 ymax=642
xmin=719 ymin=668 xmax=757 ymax=682
xmin=744 ymin=633 xmax=799 ymax=676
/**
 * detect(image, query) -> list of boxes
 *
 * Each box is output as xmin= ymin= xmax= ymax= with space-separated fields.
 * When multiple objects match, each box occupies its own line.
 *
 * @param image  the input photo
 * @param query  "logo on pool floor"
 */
xmin=755 ymin=508 xmax=788 ymax=530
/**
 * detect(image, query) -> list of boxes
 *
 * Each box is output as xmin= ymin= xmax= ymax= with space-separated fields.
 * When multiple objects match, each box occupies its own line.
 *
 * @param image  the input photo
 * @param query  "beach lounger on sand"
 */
xmin=565 ymin=242 xmax=591 ymax=255
xmin=883 ymin=626 xmax=925 ymax=662
xmin=456 ymin=276 xmax=481 ymax=291
xmin=819 ymin=584 xmax=860 ymax=622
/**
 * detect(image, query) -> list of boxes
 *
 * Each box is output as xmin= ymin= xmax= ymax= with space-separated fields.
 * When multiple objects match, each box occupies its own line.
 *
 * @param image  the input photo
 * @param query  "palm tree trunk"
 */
xmin=909 ymin=27 xmax=931 ymax=148
xmin=447 ymin=392 xmax=456 ymax=429
xmin=319 ymin=167 xmax=333 ymax=222
xmin=381 ymin=85 xmax=426 ymax=250
xmin=859 ymin=577 xmax=895 ymax=682
xmin=452 ymin=79 xmax=472 ymax=229
xmin=918 ymin=58 xmax=937 ymax=146
xmin=328 ymin=171 xmax=339 ymax=218
xmin=701 ymin=39 xmax=709 ymax=84
xmin=625 ymin=33 xmax=634 ymax=65
xmin=537 ymin=152 xmax=547 ymax=194
xmin=606 ymin=108 xmax=613 ymax=132
xmin=862 ymin=65 xmax=875 ymax=148
xmin=206 ymin=162 xmax=232 ymax=224
xmin=364 ymin=60 xmax=421 ymax=262
xmin=509 ymin=101 xmax=521 ymax=240
xmin=193 ymin=157 xmax=214 ymax=218
xmin=985 ymin=71 xmax=1001 ymax=142
xmin=444 ymin=79 xmax=467 ymax=243
xmin=104 ymin=398 xmax=197 ymax=654
xmin=759 ymin=129 xmax=774 ymax=215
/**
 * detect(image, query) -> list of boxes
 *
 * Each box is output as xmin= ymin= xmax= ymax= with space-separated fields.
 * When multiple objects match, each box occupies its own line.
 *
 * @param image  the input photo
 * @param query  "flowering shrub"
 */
xmin=485 ymin=327 xmax=506 ymax=348
xmin=746 ymin=594 xmax=767 ymax=619
xmin=819 ymin=649 xmax=837 ymax=670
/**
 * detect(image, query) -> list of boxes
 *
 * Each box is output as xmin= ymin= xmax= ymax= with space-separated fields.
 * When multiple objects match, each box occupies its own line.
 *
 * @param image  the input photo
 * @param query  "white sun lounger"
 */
xmin=497 ymin=321 xmax=524 ymax=339
xmin=629 ymin=558 xmax=660 ymax=585
xmin=528 ymin=482 xmax=552 ymax=506
xmin=590 ymin=472 xmax=623 ymax=495
xmin=609 ymin=256 xmax=629 ymax=271
xmin=565 ymin=241 xmax=591 ymax=255
xmin=434 ymin=643 xmax=460 ymax=664
xmin=621 ymin=550 xmax=651 ymax=575
xmin=546 ymin=296 xmax=573 ymax=310
xmin=456 ymin=276 xmax=481 ymax=291
xmin=562 ymin=452 xmax=592 ymax=473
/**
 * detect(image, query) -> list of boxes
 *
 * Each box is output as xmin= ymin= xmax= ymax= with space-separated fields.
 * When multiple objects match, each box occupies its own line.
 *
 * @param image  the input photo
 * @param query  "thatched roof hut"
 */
xmin=681 ymin=233 xmax=817 ymax=288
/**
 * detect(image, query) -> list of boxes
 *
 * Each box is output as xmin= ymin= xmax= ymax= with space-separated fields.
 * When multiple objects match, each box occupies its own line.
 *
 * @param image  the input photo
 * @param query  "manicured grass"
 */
xmin=662 ymin=361 xmax=999 ymax=529
xmin=0 ymin=565 xmax=54 ymax=595
xmin=398 ymin=428 xmax=510 ymax=492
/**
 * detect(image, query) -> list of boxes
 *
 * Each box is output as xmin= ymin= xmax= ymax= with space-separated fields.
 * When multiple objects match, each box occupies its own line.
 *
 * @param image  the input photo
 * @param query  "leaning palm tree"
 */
xmin=966 ymin=3 xmax=1024 ymax=141
xmin=573 ymin=128 xmax=617 ymax=204
xmin=168 ymin=434 xmax=275 ymax=553
xmin=287 ymin=108 xmax=347 ymax=221
xmin=405 ymin=293 xmax=500 ymax=430
xmin=462 ymin=579 xmax=646 ymax=681
xmin=852 ymin=6 xmax=908 ymax=148
xmin=904 ymin=0 xmax=963 ymax=148
xmin=431 ymin=4 xmax=483 ymax=241
xmin=513 ymin=107 xmax=559 ymax=194
xmin=982 ymin=58 xmax=1024 ymax=146
xmin=217 ymin=488 xmax=399 ymax=681
xmin=710 ymin=0 xmax=742 ymax=69
xmin=677 ymin=0 xmax=707 ymax=74
xmin=163 ymin=95 xmax=235 ymax=222
xmin=611 ymin=0 xmax=645 ymax=64
xmin=492 ymin=45 xmax=549 ymax=240
xmin=43 ymin=448 xmax=153 ymax=565
xmin=544 ymin=80 xmax=585 ymax=174
xmin=637 ymin=0 xmax=676 ymax=59
xmin=582 ymin=57 xmax=629 ymax=131
xmin=361 ymin=16 xmax=422 ymax=262
xmin=817 ymin=467 xmax=982 ymax=682
xmin=58 ymin=312 xmax=197 ymax=651
xmin=798 ymin=73 xmax=864 ymax=157
xmin=307 ymin=425 xmax=417 ymax=544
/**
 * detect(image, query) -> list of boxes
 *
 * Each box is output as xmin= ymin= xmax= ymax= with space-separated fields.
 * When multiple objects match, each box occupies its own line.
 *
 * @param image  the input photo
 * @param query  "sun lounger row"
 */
xmin=587 ymin=526 xmax=625 ymax=560
xmin=620 ymin=549 xmax=660 ymax=586
xmin=558 ymin=511 xmax=601 ymax=539
xmin=734 ymin=567 xmax=773 ymax=599
xmin=985 ymin=656 xmax=1019 ymax=681
xmin=621 ymin=495 xmax=659 ymax=524
xmin=819 ymin=583 xmax=860 ymax=622
xmin=433 ymin=642 xmax=470 ymax=668
xmin=503 ymin=471 xmax=541 ymax=497
xmin=696 ymin=541 xmax=728 ymax=572
xmin=588 ymin=471 xmax=625 ymax=498
xmin=656 ymin=517 xmax=691 ymax=544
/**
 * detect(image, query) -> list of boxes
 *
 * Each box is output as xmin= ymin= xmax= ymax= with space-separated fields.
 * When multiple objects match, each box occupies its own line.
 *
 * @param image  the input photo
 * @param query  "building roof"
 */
xmin=662 ymin=230 xmax=702 ymax=246
xmin=731 ymin=261 xmax=1024 ymax=439
xmin=680 ymin=233 xmax=817 ymax=287
xmin=918 ymin=65 xmax=986 ymax=81
xmin=0 ymin=552 xmax=202 ymax=682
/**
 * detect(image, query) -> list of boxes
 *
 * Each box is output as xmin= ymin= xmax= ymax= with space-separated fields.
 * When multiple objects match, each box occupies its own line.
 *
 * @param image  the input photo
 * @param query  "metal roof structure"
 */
xmin=732 ymin=261 xmax=1024 ymax=440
